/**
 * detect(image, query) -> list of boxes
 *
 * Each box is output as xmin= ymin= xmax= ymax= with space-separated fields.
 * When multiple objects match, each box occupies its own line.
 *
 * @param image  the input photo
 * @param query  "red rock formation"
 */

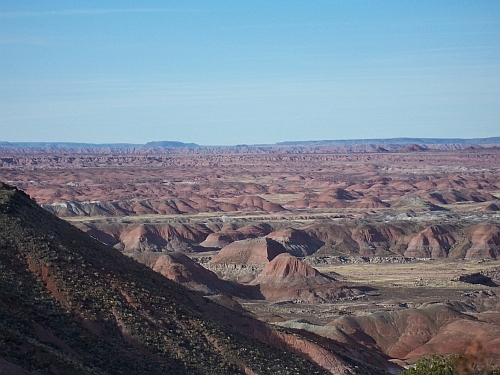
xmin=200 ymin=223 xmax=273 ymax=248
xmin=482 ymin=203 xmax=500 ymax=211
xmin=328 ymin=304 xmax=477 ymax=360
xmin=425 ymin=189 xmax=499 ymax=205
xmin=351 ymin=196 xmax=390 ymax=209
xmin=404 ymin=318 xmax=500 ymax=361
xmin=266 ymin=228 xmax=324 ymax=256
xmin=209 ymin=238 xmax=286 ymax=266
xmin=116 ymin=223 xmax=210 ymax=253
xmin=404 ymin=225 xmax=456 ymax=258
xmin=130 ymin=252 xmax=227 ymax=294
xmin=230 ymin=195 xmax=285 ymax=212
xmin=465 ymin=224 xmax=500 ymax=259
xmin=250 ymin=253 xmax=355 ymax=303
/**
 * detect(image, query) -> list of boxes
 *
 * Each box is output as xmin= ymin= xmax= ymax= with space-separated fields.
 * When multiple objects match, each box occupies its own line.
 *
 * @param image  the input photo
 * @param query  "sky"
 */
xmin=0 ymin=1 xmax=499 ymax=146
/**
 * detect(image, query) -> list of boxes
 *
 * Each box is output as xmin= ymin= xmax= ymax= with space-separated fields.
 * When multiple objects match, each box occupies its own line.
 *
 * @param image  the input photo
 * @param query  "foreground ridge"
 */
xmin=0 ymin=182 xmax=392 ymax=375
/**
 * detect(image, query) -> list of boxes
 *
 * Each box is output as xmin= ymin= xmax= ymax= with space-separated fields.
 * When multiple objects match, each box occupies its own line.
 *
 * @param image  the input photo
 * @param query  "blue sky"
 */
xmin=1 ymin=1 xmax=499 ymax=145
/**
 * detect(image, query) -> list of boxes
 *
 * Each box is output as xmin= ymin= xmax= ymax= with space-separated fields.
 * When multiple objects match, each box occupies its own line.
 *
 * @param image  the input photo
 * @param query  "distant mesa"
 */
xmin=144 ymin=141 xmax=199 ymax=148
xmin=397 ymin=144 xmax=428 ymax=152
xmin=1 ymin=136 xmax=500 ymax=153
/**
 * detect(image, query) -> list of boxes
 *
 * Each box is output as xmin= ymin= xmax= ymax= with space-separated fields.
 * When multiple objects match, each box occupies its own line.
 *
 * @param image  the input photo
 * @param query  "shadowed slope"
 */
xmin=0 ymin=183 xmax=341 ymax=375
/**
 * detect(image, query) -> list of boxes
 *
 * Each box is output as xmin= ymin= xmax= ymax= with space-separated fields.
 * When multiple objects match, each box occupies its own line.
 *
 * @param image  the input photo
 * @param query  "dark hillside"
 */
xmin=0 ymin=182 xmax=337 ymax=375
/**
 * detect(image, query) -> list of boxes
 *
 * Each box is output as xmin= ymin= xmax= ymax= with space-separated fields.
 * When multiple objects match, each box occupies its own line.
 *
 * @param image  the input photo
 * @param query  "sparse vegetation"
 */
xmin=401 ymin=353 xmax=500 ymax=375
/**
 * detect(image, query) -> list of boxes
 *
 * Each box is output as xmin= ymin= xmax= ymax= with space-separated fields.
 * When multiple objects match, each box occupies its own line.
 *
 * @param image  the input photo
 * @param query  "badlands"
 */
xmin=1 ymin=140 xmax=500 ymax=372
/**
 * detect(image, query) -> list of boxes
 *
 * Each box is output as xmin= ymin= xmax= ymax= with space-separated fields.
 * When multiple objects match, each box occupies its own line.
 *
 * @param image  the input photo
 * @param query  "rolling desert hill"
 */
xmin=2 ymin=142 xmax=500 ymax=372
xmin=0 ymin=182 xmax=398 ymax=375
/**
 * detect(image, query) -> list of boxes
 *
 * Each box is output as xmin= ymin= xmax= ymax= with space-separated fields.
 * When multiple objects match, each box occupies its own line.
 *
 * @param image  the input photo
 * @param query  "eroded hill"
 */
xmin=0 ymin=183 xmax=397 ymax=374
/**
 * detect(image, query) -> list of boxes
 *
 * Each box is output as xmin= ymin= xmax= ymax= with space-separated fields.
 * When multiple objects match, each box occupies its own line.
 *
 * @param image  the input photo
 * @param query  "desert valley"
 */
xmin=1 ymin=138 xmax=500 ymax=374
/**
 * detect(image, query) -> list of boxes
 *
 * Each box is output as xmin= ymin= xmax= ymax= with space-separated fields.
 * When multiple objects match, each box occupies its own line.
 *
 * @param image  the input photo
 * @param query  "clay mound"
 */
xmin=43 ymin=197 xmax=211 ymax=217
xmin=230 ymin=195 xmax=285 ymax=212
xmin=268 ymin=184 xmax=285 ymax=193
xmin=118 ymin=224 xmax=168 ymax=253
xmin=392 ymin=194 xmax=447 ymax=211
xmin=322 ymin=188 xmax=357 ymax=200
xmin=351 ymin=197 xmax=390 ymax=209
xmin=426 ymin=189 xmax=499 ymax=205
xmin=345 ymin=183 xmax=372 ymax=191
xmin=217 ymin=202 xmax=239 ymax=212
xmin=130 ymin=252 xmax=229 ymax=294
xmin=42 ymin=201 xmax=117 ymax=217
xmin=404 ymin=318 xmax=500 ymax=361
xmin=238 ymin=223 xmax=274 ymax=237
xmin=465 ymin=224 xmax=500 ymax=259
xmin=414 ymin=180 xmax=437 ymax=190
xmin=389 ymin=181 xmax=417 ymax=192
xmin=482 ymin=203 xmax=500 ymax=211
xmin=200 ymin=223 xmax=273 ymax=248
xmin=404 ymin=225 xmax=456 ymax=258
xmin=351 ymin=225 xmax=394 ymax=256
xmin=209 ymin=238 xmax=287 ymax=265
xmin=266 ymin=228 xmax=324 ymax=256
xmin=116 ymin=223 xmax=210 ymax=253
xmin=289 ymin=192 xmax=350 ymax=209
xmin=302 ymin=223 xmax=361 ymax=256
xmin=251 ymin=253 xmax=356 ymax=303
xmin=328 ymin=303 xmax=473 ymax=359
xmin=253 ymin=253 xmax=326 ymax=282
xmin=435 ymin=176 xmax=468 ymax=190
xmin=200 ymin=232 xmax=246 ymax=248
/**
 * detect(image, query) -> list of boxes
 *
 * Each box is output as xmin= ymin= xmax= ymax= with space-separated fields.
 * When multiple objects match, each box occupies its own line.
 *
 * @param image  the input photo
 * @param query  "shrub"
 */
xmin=401 ymin=353 xmax=500 ymax=375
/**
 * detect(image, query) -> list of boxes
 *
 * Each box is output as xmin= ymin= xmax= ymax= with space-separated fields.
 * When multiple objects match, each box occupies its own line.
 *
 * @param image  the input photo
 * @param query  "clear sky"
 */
xmin=1 ymin=1 xmax=499 ymax=145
